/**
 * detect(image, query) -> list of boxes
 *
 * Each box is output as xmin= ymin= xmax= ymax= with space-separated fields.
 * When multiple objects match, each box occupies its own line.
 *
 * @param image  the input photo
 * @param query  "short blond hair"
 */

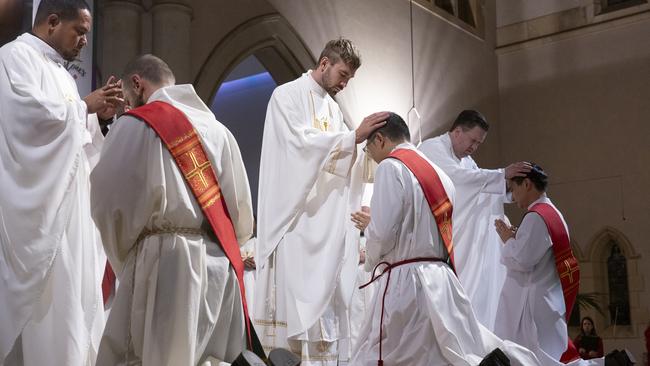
xmin=318 ymin=38 xmax=361 ymax=70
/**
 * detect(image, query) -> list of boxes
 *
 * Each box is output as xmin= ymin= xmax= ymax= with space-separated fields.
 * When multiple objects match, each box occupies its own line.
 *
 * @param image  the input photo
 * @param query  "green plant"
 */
xmin=576 ymin=292 xmax=606 ymax=317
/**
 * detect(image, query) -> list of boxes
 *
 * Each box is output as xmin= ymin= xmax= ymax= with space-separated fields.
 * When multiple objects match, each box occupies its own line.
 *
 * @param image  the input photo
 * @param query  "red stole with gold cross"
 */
xmin=388 ymin=148 xmax=456 ymax=272
xmin=528 ymin=202 xmax=581 ymax=363
xmin=125 ymin=101 xmax=256 ymax=350
xmin=528 ymin=203 xmax=579 ymax=322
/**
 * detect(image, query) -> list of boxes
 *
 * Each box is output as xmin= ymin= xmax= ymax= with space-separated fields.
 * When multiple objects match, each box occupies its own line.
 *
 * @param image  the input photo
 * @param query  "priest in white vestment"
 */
xmin=254 ymin=38 xmax=387 ymax=365
xmin=419 ymin=109 xmax=531 ymax=331
xmin=351 ymin=113 xmax=603 ymax=366
xmin=494 ymin=165 xmax=576 ymax=363
xmin=91 ymin=55 xmax=254 ymax=366
xmin=0 ymin=1 xmax=123 ymax=364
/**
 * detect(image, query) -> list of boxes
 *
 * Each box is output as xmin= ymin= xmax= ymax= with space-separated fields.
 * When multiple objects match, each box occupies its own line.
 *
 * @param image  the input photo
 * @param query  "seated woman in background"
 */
xmin=574 ymin=316 xmax=604 ymax=359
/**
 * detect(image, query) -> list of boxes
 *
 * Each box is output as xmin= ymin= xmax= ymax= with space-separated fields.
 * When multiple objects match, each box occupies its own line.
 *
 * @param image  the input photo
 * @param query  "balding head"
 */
xmin=121 ymin=54 xmax=175 ymax=108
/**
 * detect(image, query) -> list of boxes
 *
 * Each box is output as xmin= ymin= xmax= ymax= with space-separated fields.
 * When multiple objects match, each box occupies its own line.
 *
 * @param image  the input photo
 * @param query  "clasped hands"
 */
xmin=495 ymin=219 xmax=517 ymax=243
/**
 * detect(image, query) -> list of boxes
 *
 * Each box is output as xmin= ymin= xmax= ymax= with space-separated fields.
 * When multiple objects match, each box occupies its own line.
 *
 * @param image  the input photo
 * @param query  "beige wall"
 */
xmin=498 ymin=13 xmax=650 ymax=361
xmin=98 ymin=0 xmax=503 ymax=167
xmin=264 ymin=0 xmax=502 ymax=167
xmin=496 ymin=0 xmax=583 ymax=27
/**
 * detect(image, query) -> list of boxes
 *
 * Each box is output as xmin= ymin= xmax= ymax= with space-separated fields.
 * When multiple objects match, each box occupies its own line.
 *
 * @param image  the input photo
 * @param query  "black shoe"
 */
xmin=605 ymin=349 xmax=636 ymax=366
xmin=268 ymin=348 xmax=301 ymax=366
xmin=479 ymin=348 xmax=511 ymax=366
xmin=232 ymin=350 xmax=267 ymax=366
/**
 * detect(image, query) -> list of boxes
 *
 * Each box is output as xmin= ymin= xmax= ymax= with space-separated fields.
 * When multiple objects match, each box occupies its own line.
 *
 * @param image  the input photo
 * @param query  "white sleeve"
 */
xmin=500 ymin=213 xmax=553 ymax=272
xmin=218 ymin=127 xmax=254 ymax=245
xmin=420 ymin=141 xmax=505 ymax=196
xmin=365 ymin=161 xmax=405 ymax=270
xmin=269 ymin=87 xmax=357 ymax=178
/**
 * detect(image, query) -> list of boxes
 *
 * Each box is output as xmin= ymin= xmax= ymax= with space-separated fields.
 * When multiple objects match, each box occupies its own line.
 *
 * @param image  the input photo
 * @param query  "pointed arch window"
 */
xmin=606 ymin=242 xmax=631 ymax=326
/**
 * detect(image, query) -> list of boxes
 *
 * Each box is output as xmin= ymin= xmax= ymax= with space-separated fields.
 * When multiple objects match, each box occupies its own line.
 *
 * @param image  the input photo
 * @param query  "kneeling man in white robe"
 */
xmin=494 ymin=164 xmax=586 ymax=364
xmin=91 ymin=55 xmax=254 ymax=365
xmin=351 ymin=113 xmax=552 ymax=366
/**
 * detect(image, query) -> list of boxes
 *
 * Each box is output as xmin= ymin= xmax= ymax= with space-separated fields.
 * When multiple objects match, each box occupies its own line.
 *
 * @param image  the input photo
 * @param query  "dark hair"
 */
xmin=34 ymin=0 xmax=90 ymax=26
xmin=318 ymin=38 xmax=361 ymax=70
xmin=449 ymin=109 xmax=489 ymax=132
xmin=510 ymin=162 xmax=548 ymax=191
xmin=122 ymin=54 xmax=175 ymax=87
xmin=368 ymin=112 xmax=410 ymax=143
xmin=580 ymin=316 xmax=598 ymax=336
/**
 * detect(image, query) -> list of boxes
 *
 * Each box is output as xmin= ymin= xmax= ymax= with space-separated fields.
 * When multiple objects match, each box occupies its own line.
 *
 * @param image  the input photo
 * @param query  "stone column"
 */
xmin=100 ymin=0 xmax=143 ymax=82
xmin=151 ymin=0 xmax=192 ymax=83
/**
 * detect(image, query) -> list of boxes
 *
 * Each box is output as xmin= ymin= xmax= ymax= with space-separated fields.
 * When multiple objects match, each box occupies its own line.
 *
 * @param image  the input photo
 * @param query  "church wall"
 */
xmin=262 ymin=0 xmax=503 ymax=167
xmin=98 ymin=0 xmax=503 ymax=165
xmin=498 ymin=13 xmax=650 ymax=361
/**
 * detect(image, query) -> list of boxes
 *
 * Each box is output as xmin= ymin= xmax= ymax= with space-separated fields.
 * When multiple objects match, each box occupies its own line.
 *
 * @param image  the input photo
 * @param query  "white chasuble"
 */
xmin=0 ymin=33 xmax=105 ymax=366
xmin=254 ymin=71 xmax=368 ymax=364
xmin=419 ymin=132 xmax=507 ymax=331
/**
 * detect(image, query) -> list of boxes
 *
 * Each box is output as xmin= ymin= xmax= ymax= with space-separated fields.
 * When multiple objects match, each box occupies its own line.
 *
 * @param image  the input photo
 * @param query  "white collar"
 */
xmin=527 ymin=193 xmax=549 ymax=210
xmin=441 ymin=132 xmax=462 ymax=163
xmin=18 ymin=32 xmax=65 ymax=66
xmin=392 ymin=142 xmax=415 ymax=151
xmin=304 ymin=70 xmax=328 ymax=98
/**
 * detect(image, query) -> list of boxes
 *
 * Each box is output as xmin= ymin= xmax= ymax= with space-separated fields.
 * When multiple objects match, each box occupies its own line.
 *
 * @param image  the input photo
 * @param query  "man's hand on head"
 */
xmin=504 ymin=161 xmax=532 ymax=180
xmin=355 ymin=112 xmax=390 ymax=144
xmin=84 ymin=75 xmax=125 ymax=116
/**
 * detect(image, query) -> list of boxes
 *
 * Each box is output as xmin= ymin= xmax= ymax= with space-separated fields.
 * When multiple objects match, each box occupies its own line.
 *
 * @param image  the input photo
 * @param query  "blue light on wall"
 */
xmin=217 ymin=71 xmax=275 ymax=93
xmin=210 ymin=64 xmax=277 ymax=214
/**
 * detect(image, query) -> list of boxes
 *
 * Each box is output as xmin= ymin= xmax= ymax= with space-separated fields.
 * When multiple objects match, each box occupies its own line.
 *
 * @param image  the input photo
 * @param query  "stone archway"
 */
xmin=585 ymin=226 xmax=643 ymax=337
xmin=587 ymin=227 xmax=640 ymax=262
xmin=193 ymin=13 xmax=315 ymax=102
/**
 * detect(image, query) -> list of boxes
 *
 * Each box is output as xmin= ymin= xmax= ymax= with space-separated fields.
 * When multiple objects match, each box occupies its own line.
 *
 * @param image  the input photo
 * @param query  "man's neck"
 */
xmin=525 ymin=192 xmax=544 ymax=208
xmin=447 ymin=133 xmax=465 ymax=160
xmin=310 ymin=70 xmax=325 ymax=89
xmin=30 ymin=28 xmax=58 ymax=55
xmin=144 ymin=82 xmax=173 ymax=104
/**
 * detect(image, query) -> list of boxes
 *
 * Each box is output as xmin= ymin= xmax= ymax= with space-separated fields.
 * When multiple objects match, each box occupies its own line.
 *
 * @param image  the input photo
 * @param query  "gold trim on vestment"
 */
xmin=325 ymin=142 xmax=343 ymax=174
xmin=254 ymin=319 xmax=288 ymax=327
xmin=169 ymin=130 xmax=196 ymax=150
xmin=309 ymin=90 xmax=331 ymax=132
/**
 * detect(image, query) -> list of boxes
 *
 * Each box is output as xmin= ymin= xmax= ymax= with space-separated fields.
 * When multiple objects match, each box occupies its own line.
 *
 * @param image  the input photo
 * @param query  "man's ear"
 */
xmin=524 ymin=178 xmax=533 ymax=191
xmin=375 ymin=132 xmax=386 ymax=148
xmin=47 ymin=14 xmax=61 ymax=28
xmin=319 ymin=57 xmax=329 ymax=71
xmin=131 ymin=75 xmax=141 ymax=89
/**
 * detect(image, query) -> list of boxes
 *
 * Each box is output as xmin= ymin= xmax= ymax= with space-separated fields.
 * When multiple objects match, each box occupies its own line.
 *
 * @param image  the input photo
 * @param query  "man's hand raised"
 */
xmin=83 ymin=76 xmax=124 ymax=116
xmin=355 ymin=111 xmax=390 ymax=144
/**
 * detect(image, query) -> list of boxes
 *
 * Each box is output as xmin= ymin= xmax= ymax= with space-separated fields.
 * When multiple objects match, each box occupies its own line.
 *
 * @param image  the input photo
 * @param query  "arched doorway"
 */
xmin=195 ymin=13 xmax=315 ymax=213
xmin=209 ymin=55 xmax=276 ymax=212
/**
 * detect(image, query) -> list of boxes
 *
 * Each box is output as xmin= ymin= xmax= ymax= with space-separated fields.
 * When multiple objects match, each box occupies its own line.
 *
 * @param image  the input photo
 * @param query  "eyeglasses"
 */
xmin=363 ymin=136 xmax=376 ymax=153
